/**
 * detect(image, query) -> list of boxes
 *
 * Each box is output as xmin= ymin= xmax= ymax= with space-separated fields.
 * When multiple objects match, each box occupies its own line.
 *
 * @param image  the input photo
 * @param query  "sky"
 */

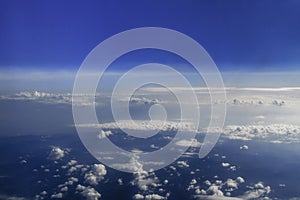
xmin=1 ymin=0 xmax=300 ymax=72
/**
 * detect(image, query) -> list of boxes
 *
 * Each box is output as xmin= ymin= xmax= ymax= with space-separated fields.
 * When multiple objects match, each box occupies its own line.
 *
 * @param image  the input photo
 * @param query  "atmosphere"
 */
xmin=1 ymin=0 xmax=300 ymax=71
xmin=1 ymin=1 xmax=300 ymax=200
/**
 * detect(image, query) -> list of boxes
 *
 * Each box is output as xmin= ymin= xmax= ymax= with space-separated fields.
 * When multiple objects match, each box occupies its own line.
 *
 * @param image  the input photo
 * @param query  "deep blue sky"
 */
xmin=1 ymin=0 xmax=300 ymax=72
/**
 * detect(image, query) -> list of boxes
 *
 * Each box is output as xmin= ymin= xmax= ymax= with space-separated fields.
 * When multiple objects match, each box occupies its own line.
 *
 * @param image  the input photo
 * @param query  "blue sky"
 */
xmin=0 ymin=0 xmax=300 ymax=72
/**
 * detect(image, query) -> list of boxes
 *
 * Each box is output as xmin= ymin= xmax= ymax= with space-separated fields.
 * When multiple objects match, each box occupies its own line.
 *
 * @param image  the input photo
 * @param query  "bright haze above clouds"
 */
xmin=0 ymin=1 xmax=299 ymax=140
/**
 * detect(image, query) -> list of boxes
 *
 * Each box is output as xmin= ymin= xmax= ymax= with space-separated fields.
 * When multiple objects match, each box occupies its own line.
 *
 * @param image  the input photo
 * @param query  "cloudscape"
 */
xmin=0 ymin=1 xmax=300 ymax=200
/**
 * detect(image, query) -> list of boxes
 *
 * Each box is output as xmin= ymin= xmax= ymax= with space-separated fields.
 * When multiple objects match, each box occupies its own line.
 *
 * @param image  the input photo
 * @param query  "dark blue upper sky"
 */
xmin=1 ymin=0 xmax=300 ymax=72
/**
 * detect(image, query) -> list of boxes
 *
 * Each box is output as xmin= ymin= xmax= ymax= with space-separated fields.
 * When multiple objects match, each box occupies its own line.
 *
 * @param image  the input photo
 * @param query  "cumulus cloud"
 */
xmin=239 ymin=145 xmax=249 ymax=150
xmin=83 ymin=120 xmax=196 ymax=133
xmin=222 ymin=163 xmax=230 ymax=168
xmin=129 ymin=97 xmax=161 ymax=105
xmin=201 ymin=124 xmax=300 ymax=143
xmin=81 ymin=119 xmax=300 ymax=144
xmin=175 ymin=139 xmax=201 ymax=147
xmin=50 ymin=192 xmax=63 ymax=199
xmin=177 ymin=160 xmax=189 ymax=168
xmin=97 ymin=130 xmax=113 ymax=139
xmin=0 ymin=91 xmax=104 ymax=106
xmin=144 ymin=194 xmax=165 ymax=200
xmin=133 ymin=194 xmax=144 ymax=200
xmin=84 ymin=164 xmax=107 ymax=185
xmin=48 ymin=147 xmax=68 ymax=160
xmin=192 ymin=177 xmax=271 ymax=200
xmin=76 ymin=184 xmax=101 ymax=200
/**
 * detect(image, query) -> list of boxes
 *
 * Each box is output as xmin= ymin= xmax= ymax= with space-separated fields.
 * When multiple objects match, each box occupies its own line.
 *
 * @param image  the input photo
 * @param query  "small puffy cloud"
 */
xmin=48 ymin=147 xmax=67 ymax=160
xmin=254 ymin=182 xmax=264 ymax=189
xmin=50 ymin=193 xmax=63 ymax=199
xmin=190 ymin=179 xmax=197 ymax=185
xmin=130 ymin=97 xmax=161 ymax=105
xmin=117 ymin=178 xmax=123 ymax=185
xmin=207 ymin=185 xmax=224 ymax=196
xmin=240 ymin=145 xmax=249 ymax=150
xmin=84 ymin=164 xmax=107 ymax=185
xmin=236 ymin=177 xmax=245 ymax=184
xmin=176 ymin=139 xmax=201 ymax=147
xmin=133 ymin=194 xmax=144 ymax=200
xmin=97 ymin=130 xmax=112 ymax=139
xmin=20 ymin=159 xmax=27 ymax=164
xmin=177 ymin=161 xmax=189 ymax=168
xmin=145 ymin=194 xmax=165 ymax=200
xmin=221 ymin=163 xmax=230 ymax=167
xmin=76 ymin=184 xmax=101 ymax=200
xmin=225 ymin=179 xmax=238 ymax=190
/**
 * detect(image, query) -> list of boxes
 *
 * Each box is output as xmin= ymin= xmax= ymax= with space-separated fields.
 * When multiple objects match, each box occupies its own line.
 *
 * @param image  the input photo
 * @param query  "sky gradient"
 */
xmin=1 ymin=0 xmax=300 ymax=72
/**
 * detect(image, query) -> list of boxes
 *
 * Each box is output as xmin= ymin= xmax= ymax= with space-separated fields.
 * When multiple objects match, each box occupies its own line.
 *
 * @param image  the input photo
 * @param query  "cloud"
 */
xmin=48 ymin=146 xmax=68 ymax=160
xmin=0 ymin=91 xmax=104 ymax=106
xmin=129 ymin=97 xmax=161 ymax=105
xmin=133 ymin=194 xmax=144 ymax=200
xmin=144 ymin=194 xmax=165 ymax=200
xmin=175 ymin=139 xmax=201 ymax=147
xmin=84 ymin=164 xmax=107 ymax=185
xmin=239 ymin=145 xmax=249 ymax=150
xmin=177 ymin=160 xmax=189 ymax=168
xmin=97 ymin=130 xmax=113 ymax=139
xmin=192 ymin=177 xmax=271 ymax=200
xmin=221 ymin=163 xmax=230 ymax=167
xmin=85 ymin=120 xmax=196 ymax=132
xmin=0 ymin=194 xmax=27 ymax=200
xmin=76 ymin=184 xmax=101 ymax=200
xmin=50 ymin=193 xmax=63 ymax=199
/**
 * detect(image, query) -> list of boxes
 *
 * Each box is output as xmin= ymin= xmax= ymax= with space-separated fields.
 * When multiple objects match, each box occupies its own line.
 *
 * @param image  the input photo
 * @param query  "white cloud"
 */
xmin=145 ymin=194 xmax=165 ymax=200
xmin=192 ymin=177 xmax=271 ymax=200
xmin=214 ymin=124 xmax=300 ymax=143
xmin=133 ymin=194 xmax=144 ymax=200
xmin=0 ymin=91 xmax=104 ymax=106
xmin=48 ymin=147 xmax=67 ymax=160
xmin=84 ymin=164 xmax=107 ymax=185
xmin=97 ymin=130 xmax=113 ymax=139
xmin=222 ymin=163 xmax=230 ymax=167
xmin=176 ymin=139 xmax=201 ymax=147
xmin=177 ymin=160 xmax=189 ymax=168
xmin=76 ymin=184 xmax=101 ymax=200
xmin=50 ymin=193 xmax=63 ymax=199
xmin=239 ymin=145 xmax=249 ymax=150
xmin=130 ymin=97 xmax=161 ymax=105
xmin=84 ymin=120 xmax=196 ymax=133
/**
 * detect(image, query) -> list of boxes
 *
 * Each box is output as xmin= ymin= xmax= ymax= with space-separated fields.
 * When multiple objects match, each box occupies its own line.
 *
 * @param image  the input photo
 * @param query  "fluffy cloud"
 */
xmin=222 ymin=163 xmax=230 ymax=168
xmin=0 ymin=91 xmax=104 ymax=106
xmin=177 ymin=161 xmax=189 ymax=168
xmin=144 ymin=194 xmax=165 ymax=200
xmin=76 ymin=184 xmax=101 ymax=200
xmin=82 ymin=120 xmax=300 ymax=144
xmin=50 ymin=193 xmax=63 ymax=199
xmin=175 ymin=139 xmax=201 ymax=147
xmin=130 ymin=97 xmax=161 ymax=105
xmin=86 ymin=120 xmax=196 ymax=132
xmin=239 ymin=145 xmax=249 ymax=150
xmin=97 ymin=130 xmax=113 ymax=139
xmin=84 ymin=164 xmax=107 ymax=185
xmin=133 ymin=194 xmax=144 ymax=199
xmin=48 ymin=147 xmax=68 ymax=160
xmin=192 ymin=177 xmax=271 ymax=200
xmin=219 ymin=124 xmax=300 ymax=143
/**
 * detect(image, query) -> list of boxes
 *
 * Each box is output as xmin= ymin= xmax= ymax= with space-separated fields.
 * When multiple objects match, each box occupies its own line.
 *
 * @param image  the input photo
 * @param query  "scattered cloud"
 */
xmin=97 ymin=130 xmax=113 ymax=139
xmin=48 ymin=146 xmax=68 ymax=160
xmin=76 ymin=184 xmax=101 ymax=200
xmin=84 ymin=164 xmax=107 ymax=185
